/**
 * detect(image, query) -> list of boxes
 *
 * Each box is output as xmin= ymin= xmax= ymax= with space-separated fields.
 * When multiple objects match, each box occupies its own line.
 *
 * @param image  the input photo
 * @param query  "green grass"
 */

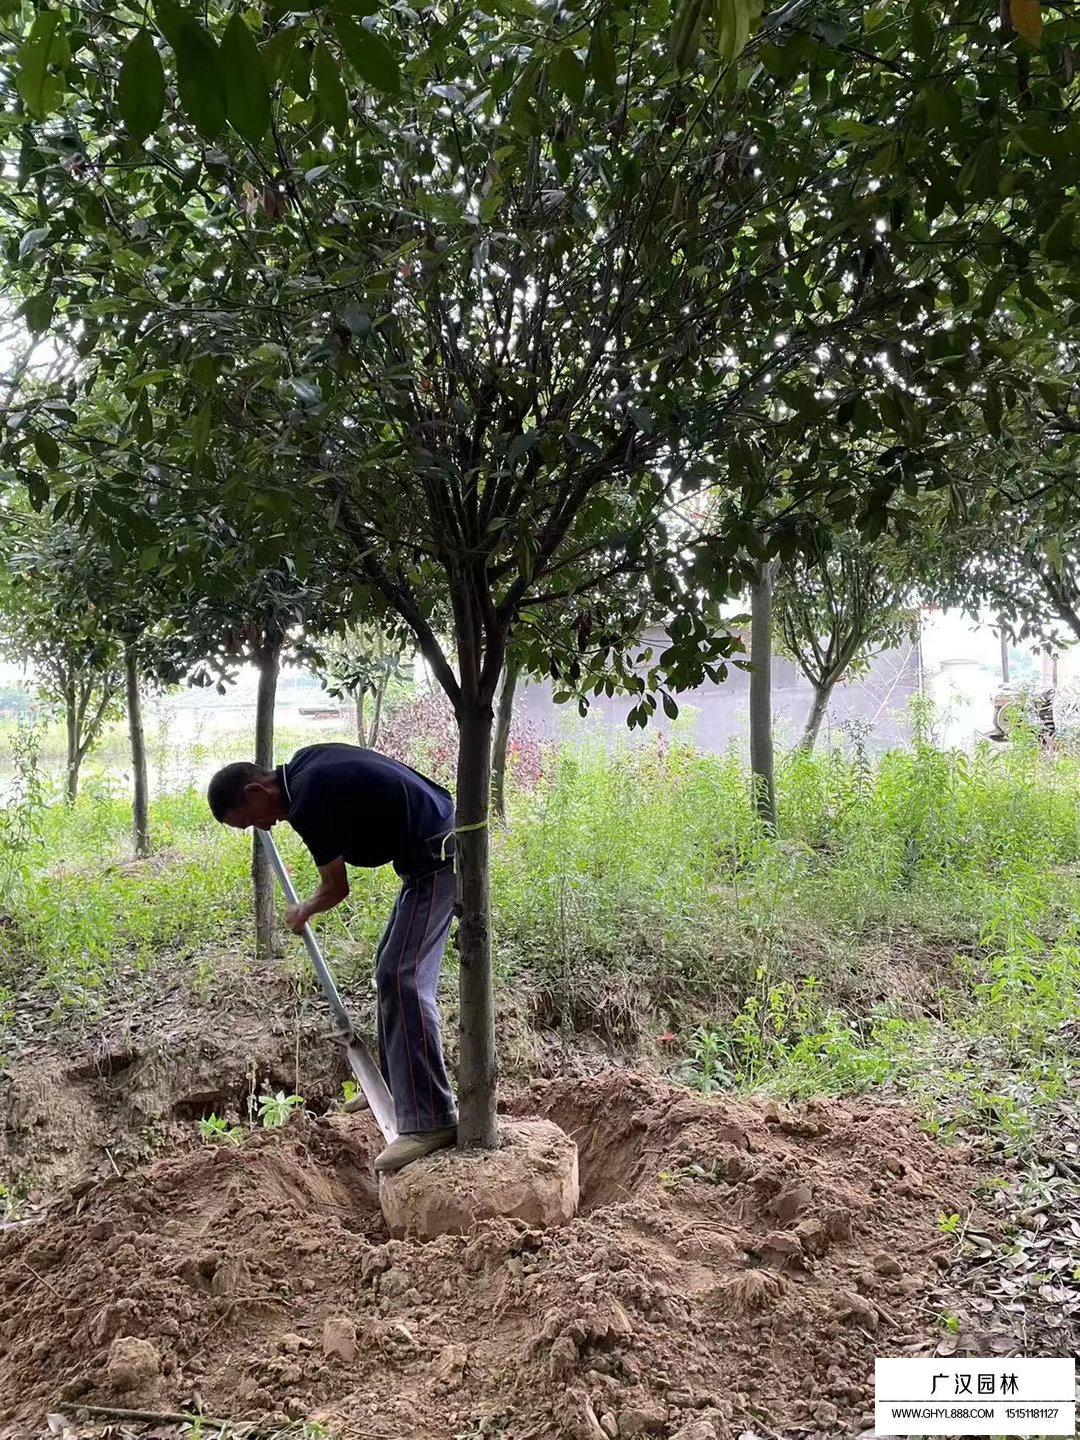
xmin=0 ymin=706 xmax=1076 ymax=1156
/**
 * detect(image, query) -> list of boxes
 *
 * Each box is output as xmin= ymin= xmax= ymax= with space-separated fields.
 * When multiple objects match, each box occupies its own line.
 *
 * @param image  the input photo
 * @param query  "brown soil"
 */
xmin=0 ymin=1069 xmax=984 ymax=1440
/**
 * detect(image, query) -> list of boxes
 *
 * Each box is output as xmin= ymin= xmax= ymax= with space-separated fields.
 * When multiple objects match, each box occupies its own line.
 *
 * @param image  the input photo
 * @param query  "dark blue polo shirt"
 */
xmin=278 ymin=744 xmax=454 ymax=876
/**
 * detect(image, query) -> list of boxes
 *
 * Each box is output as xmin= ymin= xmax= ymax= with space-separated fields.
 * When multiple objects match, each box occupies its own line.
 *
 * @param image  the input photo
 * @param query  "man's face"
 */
xmin=222 ymin=781 xmax=283 ymax=832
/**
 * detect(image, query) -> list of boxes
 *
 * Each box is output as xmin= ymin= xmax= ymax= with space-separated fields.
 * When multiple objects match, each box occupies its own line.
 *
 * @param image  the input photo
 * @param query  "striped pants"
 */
xmin=375 ymin=861 xmax=458 ymax=1134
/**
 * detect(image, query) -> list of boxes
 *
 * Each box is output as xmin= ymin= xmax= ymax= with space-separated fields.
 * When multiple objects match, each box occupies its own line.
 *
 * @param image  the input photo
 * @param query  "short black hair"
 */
xmin=207 ymin=761 xmax=272 ymax=822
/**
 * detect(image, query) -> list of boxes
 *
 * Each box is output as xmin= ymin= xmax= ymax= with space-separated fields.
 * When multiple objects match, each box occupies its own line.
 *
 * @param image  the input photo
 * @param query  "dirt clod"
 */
xmin=872 ymin=1251 xmax=903 ymax=1276
xmin=321 ymin=1315 xmax=357 ymax=1364
xmin=671 ymin=1420 xmax=719 ymax=1440
xmin=814 ymin=1399 xmax=840 ymax=1427
xmin=619 ymin=1401 xmax=668 ymax=1435
xmin=106 ymin=1336 xmax=160 ymax=1395
xmin=433 ymin=1342 xmax=468 ymax=1388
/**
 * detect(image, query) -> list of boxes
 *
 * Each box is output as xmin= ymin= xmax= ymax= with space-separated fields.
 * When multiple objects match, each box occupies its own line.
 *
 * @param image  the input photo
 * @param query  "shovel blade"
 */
xmin=343 ymin=1037 xmax=398 ymax=1144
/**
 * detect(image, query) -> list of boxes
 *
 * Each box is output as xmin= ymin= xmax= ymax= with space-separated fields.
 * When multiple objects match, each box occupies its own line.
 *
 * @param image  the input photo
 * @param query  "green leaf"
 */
xmin=21 ymin=293 xmax=54 ymax=335
xmin=714 ymin=0 xmax=751 ymax=62
xmin=314 ymin=42 xmax=349 ymax=133
xmin=222 ymin=14 xmax=272 ymax=143
xmin=550 ymin=47 xmax=586 ymax=104
xmin=16 ymin=9 xmax=69 ymax=118
xmin=191 ymin=402 xmax=212 ymax=454
xmin=18 ymin=227 xmax=49 ymax=259
xmin=333 ymin=16 xmax=400 ymax=94
xmin=118 ymin=30 xmax=166 ymax=145
xmin=175 ymin=17 xmax=227 ymax=139
xmin=153 ymin=0 xmax=184 ymax=52
xmin=33 ymin=431 xmax=60 ymax=469
xmin=668 ymin=0 xmax=711 ymax=70
xmin=1041 ymin=212 xmax=1074 ymax=263
xmin=26 ymin=474 xmax=49 ymax=513
xmin=262 ymin=26 xmax=299 ymax=85
xmin=588 ymin=21 xmax=617 ymax=95
xmin=191 ymin=352 xmax=218 ymax=387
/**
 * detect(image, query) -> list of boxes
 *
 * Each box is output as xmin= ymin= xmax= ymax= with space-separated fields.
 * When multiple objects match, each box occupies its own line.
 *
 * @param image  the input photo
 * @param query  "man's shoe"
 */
xmin=374 ymin=1126 xmax=457 ymax=1174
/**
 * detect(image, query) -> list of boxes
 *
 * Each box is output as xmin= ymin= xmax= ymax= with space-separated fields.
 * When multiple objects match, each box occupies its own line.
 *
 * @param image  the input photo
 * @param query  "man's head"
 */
xmin=207 ymin=762 xmax=287 ymax=831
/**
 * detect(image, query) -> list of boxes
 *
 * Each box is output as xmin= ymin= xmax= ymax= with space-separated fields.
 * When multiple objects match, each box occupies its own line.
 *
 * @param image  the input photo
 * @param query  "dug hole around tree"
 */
xmin=378 ymin=1116 xmax=579 ymax=1238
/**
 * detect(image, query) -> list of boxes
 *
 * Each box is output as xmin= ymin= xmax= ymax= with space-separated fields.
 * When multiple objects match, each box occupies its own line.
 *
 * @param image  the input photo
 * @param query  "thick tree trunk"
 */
xmin=252 ymin=638 xmax=281 ymax=959
xmin=491 ymin=658 xmax=520 ymax=825
xmin=64 ymin=687 xmax=79 ymax=804
xmin=749 ymin=561 xmax=778 ymax=832
xmin=800 ymin=679 xmax=835 ymax=755
xmin=355 ymin=689 xmax=366 ymax=745
xmin=125 ymin=643 xmax=150 ymax=857
xmin=455 ymin=698 xmax=499 ymax=1149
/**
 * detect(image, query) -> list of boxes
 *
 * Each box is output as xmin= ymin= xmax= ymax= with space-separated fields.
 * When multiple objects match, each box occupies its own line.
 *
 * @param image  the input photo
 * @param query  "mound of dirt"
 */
xmin=0 ymin=1072 xmax=984 ymax=1439
xmin=0 ymin=1013 xmax=345 ymax=1197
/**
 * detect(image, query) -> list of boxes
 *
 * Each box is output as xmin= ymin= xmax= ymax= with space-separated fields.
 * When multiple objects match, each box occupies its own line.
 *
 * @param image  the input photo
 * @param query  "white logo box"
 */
xmin=874 ymin=1357 xmax=1075 ymax=1436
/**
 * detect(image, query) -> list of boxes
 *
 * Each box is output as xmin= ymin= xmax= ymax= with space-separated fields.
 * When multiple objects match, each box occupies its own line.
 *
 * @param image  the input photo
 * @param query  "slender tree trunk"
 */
xmin=252 ymin=638 xmax=281 ymax=960
xmin=370 ymin=674 xmax=387 ymax=748
xmin=749 ymin=561 xmax=778 ymax=833
xmin=125 ymin=643 xmax=150 ymax=857
xmin=999 ymin=621 xmax=1010 ymax=684
xmin=491 ymin=658 xmax=520 ymax=825
xmin=455 ymin=696 xmax=499 ymax=1148
xmin=64 ymin=688 xmax=79 ymax=804
xmin=800 ymin=679 xmax=835 ymax=755
xmin=355 ymin=689 xmax=366 ymax=745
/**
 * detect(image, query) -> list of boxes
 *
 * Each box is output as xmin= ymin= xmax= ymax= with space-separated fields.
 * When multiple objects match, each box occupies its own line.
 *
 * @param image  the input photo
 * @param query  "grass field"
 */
xmin=0 ymin=703 xmax=1077 ymax=1159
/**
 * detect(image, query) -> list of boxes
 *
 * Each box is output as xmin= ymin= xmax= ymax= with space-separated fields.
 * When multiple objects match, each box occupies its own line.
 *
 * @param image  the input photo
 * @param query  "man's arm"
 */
xmin=285 ymin=856 xmax=349 ymax=934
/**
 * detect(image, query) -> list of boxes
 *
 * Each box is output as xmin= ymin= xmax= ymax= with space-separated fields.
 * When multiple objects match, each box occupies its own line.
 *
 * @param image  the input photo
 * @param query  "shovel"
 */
xmin=257 ymin=828 xmax=398 ymax=1145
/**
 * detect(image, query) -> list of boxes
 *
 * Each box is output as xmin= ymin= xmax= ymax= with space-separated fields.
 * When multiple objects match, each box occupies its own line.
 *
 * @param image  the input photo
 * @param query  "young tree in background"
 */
xmin=0 ymin=522 xmax=122 ymax=804
xmin=317 ymin=624 xmax=408 ymax=749
xmin=775 ymin=534 xmax=915 ymax=753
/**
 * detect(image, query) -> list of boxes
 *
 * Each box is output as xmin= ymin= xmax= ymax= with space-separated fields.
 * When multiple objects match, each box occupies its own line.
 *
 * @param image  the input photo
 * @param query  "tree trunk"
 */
xmin=370 ymin=674 xmax=386 ymax=748
xmin=491 ymin=658 xmax=520 ymax=825
xmin=355 ymin=689 xmax=366 ymax=745
xmin=125 ymin=643 xmax=150 ymax=857
xmin=455 ymin=697 xmax=499 ymax=1149
xmin=252 ymin=638 xmax=281 ymax=960
xmin=800 ymin=679 xmax=835 ymax=755
xmin=749 ymin=561 xmax=778 ymax=833
xmin=64 ymin=686 xmax=79 ymax=804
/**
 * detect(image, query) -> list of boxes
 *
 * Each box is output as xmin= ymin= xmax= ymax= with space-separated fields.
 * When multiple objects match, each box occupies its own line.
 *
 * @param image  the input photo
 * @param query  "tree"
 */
xmin=748 ymin=560 xmax=779 ymax=830
xmin=7 ymin=0 xmax=1080 ymax=1147
xmin=0 ymin=520 xmax=122 ymax=803
xmin=317 ymin=623 xmax=407 ymax=749
xmin=775 ymin=532 xmax=915 ymax=753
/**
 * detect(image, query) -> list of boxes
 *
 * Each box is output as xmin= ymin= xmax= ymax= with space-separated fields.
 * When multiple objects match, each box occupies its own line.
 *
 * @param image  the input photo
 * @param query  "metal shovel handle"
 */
xmin=257 ymin=827 xmax=354 ymax=1038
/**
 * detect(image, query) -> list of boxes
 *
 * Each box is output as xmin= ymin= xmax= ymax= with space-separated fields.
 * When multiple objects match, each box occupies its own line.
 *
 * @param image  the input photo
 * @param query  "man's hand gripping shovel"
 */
xmin=257 ymin=829 xmax=397 ymax=1144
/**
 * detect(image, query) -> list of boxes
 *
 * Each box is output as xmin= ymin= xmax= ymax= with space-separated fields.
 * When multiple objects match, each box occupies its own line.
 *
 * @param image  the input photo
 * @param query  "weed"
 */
xmin=198 ymin=1114 xmax=243 ymax=1145
xmin=258 ymin=1091 xmax=304 ymax=1127
xmin=681 ymin=1026 xmax=731 ymax=1095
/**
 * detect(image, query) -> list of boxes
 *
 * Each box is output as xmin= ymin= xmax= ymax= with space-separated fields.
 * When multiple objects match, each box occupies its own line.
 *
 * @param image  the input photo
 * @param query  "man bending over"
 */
xmin=207 ymin=742 xmax=457 ymax=1174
